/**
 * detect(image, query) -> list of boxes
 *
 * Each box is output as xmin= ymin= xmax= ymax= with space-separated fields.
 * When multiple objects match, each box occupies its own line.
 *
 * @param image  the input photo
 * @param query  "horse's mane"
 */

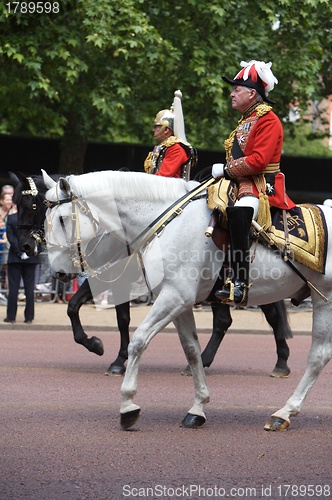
xmin=67 ymin=170 xmax=198 ymax=202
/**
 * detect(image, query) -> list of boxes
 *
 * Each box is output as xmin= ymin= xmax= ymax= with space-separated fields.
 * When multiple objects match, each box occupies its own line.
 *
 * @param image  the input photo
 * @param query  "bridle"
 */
xmin=45 ymin=190 xmax=101 ymax=275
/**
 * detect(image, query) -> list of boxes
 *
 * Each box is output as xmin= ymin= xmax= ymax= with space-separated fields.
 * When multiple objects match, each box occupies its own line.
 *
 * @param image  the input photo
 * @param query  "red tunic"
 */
xmin=226 ymin=108 xmax=295 ymax=210
xmin=155 ymin=143 xmax=189 ymax=178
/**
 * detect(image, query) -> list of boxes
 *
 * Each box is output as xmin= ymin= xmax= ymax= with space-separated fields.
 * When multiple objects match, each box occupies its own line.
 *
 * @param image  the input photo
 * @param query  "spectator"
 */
xmin=0 ymin=192 xmax=17 ymax=220
xmin=0 ymin=218 xmax=7 ymax=304
xmin=3 ymin=212 xmax=40 ymax=324
xmin=1 ymin=184 xmax=14 ymax=196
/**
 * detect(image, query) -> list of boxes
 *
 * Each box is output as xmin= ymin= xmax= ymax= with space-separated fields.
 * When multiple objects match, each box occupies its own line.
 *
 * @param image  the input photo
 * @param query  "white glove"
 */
xmin=20 ymin=252 xmax=29 ymax=260
xmin=212 ymin=163 xmax=224 ymax=178
xmin=323 ymin=199 xmax=332 ymax=208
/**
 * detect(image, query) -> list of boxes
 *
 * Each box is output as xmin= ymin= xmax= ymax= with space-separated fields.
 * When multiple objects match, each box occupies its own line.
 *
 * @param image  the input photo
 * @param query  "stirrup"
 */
xmin=215 ymin=279 xmax=251 ymax=306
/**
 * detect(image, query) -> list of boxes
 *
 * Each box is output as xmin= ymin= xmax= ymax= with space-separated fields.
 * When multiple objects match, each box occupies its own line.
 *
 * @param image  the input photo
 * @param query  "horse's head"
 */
xmin=43 ymin=170 xmax=134 ymax=285
xmin=43 ymin=170 xmax=102 ymax=278
xmin=11 ymin=171 xmax=48 ymax=256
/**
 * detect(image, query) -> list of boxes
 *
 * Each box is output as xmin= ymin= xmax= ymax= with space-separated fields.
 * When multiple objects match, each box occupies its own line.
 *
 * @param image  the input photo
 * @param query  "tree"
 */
xmin=1 ymin=0 xmax=331 ymax=173
xmin=0 ymin=0 xmax=176 ymax=172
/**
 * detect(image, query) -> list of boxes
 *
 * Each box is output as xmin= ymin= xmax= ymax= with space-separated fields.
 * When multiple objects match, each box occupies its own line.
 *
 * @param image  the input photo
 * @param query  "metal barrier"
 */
xmin=0 ymin=249 xmax=59 ymax=304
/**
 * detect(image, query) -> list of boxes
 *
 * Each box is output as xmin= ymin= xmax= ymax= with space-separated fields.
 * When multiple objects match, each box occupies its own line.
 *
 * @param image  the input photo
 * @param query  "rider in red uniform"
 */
xmin=212 ymin=60 xmax=295 ymax=306
xmin=144 ymin=90 xmax=197 ymax=180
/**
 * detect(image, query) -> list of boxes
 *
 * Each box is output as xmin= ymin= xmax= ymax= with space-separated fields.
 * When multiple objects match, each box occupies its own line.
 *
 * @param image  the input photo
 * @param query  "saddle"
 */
xmin=207 ymin=178 xmax=328 ymax=274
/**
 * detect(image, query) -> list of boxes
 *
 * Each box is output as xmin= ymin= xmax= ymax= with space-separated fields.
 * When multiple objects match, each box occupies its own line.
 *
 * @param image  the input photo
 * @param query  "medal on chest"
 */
xmin=237 ymin=121 xmax=252 ymax=146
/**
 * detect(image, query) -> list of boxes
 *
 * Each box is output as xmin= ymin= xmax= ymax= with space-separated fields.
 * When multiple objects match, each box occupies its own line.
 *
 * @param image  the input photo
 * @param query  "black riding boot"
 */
xmin=215 ymin=206 xmax=254 ymax=306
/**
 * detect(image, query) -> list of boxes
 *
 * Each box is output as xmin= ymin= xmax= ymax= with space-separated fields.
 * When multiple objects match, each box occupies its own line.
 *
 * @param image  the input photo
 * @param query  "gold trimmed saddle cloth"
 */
xmin=269 ymin=204 xmax=327 ymax=274
xmin=207 ymin=180 xmax=328 ymax=274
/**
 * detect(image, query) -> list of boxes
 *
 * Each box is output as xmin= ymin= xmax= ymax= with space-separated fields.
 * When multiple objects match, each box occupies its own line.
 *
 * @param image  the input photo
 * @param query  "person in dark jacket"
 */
xmin=3 ymin=213 xmax=40 ymax=324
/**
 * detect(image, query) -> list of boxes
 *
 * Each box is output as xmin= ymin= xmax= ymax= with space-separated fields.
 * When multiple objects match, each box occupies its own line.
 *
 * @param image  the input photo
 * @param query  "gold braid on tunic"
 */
xmin=224 ymin=103 xmax=274 ymax=230
xmin=144 ymin=136 xmax=181 ymax=174
xmin=224 ymin=103 xmax=272 ymax=161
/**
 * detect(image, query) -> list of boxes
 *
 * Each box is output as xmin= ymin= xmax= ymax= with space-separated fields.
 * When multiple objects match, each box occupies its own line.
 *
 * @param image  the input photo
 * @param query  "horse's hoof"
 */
xmin=270 ymin=366 xmax=290 ymax=378
xmin=264 ymin=416 xmax=290 ymax=431
xmin=181 ymin=365 xmax=192 ymax=376
xmin=105 ymin=364 xmax=126 ymax=376
xmin=181 ymin=413 xmax=206 ymax=428
xmin=120 ymin=409 xmax=141 ymax=430
xmin=88 ymin=336 xmax=104 ymax=356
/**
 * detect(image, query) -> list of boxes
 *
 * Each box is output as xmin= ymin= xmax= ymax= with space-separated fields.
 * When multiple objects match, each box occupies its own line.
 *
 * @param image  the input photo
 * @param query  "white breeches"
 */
xmin=235 ymin=196 xmax=259 ymax=220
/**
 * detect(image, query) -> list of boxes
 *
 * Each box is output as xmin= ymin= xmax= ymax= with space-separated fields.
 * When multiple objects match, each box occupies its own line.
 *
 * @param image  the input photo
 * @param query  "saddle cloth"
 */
xmin=207 ymin=179 xmax=327 ymax=274
xmin=269 ymin=204 xmax=327 ymax=274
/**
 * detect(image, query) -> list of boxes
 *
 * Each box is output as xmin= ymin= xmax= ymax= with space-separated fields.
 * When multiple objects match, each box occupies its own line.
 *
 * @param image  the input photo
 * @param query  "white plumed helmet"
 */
xmin=153 ymin=90 xmax=187 ymax=142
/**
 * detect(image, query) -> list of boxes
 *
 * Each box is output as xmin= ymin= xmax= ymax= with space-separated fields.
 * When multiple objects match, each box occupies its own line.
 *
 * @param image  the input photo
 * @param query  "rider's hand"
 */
xmin=20 ymin=252 xmax=29 ymax=260
xmin=212 ymin=163 xmax=224 ymax=178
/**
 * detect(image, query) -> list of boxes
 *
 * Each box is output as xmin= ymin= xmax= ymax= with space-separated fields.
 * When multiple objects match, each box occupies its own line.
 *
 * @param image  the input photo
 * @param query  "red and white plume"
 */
xmin=235 ymin=60 xmax=278 ymax=94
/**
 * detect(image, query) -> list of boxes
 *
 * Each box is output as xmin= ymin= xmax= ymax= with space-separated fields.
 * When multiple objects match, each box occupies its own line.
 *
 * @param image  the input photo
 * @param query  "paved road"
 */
xmin=1 ymin=324 xmax=331 ymax=499
xmin=0 ymin=300 xmax=313 ymax=334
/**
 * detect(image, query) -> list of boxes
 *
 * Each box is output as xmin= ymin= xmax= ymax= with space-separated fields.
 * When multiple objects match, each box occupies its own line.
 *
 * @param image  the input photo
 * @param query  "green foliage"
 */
xmin=283 ymin=122 xmax=332 ymax=158
xmin=0 ymin=0 xmax=332 ymax=171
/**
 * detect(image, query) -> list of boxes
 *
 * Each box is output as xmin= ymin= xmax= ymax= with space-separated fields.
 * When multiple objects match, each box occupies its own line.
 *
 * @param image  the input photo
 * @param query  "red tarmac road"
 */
xmin=1 ymin=327 xmax=332 ymax=499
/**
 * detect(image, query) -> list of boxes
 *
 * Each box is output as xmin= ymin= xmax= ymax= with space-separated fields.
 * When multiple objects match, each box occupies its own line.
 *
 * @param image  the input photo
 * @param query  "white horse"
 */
xmin=42 ymin=169 xmax=332 ymax=431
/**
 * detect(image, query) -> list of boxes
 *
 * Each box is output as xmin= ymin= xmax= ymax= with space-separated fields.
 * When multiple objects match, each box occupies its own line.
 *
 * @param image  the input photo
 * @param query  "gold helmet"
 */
xmin=153 ymin=90 xmax=188 ymax=142
xmin=154 ymin=109 xmax=174 ymax=132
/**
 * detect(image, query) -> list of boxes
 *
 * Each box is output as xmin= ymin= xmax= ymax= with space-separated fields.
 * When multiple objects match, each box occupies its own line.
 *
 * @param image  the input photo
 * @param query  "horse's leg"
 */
xmin=105 ymin=301 xmax=130 ymax=376
xmin=182 ymin=302 xmax=232 ymax=375
xmin=260 ymin=301 xmax=292 ymax=378
xmin=265 ymin=302 xmax=332 ymax=431
xmin=67 ymin=279 xmax=104 ymax=355
xmin=120 ymin=296 xmax=209 ymax=430
xmin=174 ymin=310 xmax=210 ymax=428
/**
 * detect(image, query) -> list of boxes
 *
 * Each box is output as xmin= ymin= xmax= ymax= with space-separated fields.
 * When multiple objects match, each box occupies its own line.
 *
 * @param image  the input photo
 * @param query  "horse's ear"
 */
xmin=42 ymin=169 xmax=56 ymax=189
xmin=59 ymin=177 xmax=71 ymax=195
xmin=8 ymin=171 xmax=20 ymax=187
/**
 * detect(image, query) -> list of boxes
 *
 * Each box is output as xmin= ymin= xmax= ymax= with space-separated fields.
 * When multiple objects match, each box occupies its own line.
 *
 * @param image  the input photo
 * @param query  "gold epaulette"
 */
xmin=162 ymin=136 xmax=181 ymax=147
xmin=255 ymin=104 xmax=272 ymax=117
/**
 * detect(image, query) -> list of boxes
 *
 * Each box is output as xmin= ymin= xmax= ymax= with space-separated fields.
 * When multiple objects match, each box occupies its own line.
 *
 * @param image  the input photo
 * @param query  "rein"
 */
xmin=45 ymin=176 xmax=216 ymax=280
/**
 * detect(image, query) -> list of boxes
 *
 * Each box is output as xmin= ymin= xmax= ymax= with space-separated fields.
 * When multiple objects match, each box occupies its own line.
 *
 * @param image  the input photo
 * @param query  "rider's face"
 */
xmin=153 ymin=125 xmax=163 ymax=141
xmin=153 ymin=125 xmax=172 ymax=143
xmin=230 ymin=85 xmax=256 ymax=114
